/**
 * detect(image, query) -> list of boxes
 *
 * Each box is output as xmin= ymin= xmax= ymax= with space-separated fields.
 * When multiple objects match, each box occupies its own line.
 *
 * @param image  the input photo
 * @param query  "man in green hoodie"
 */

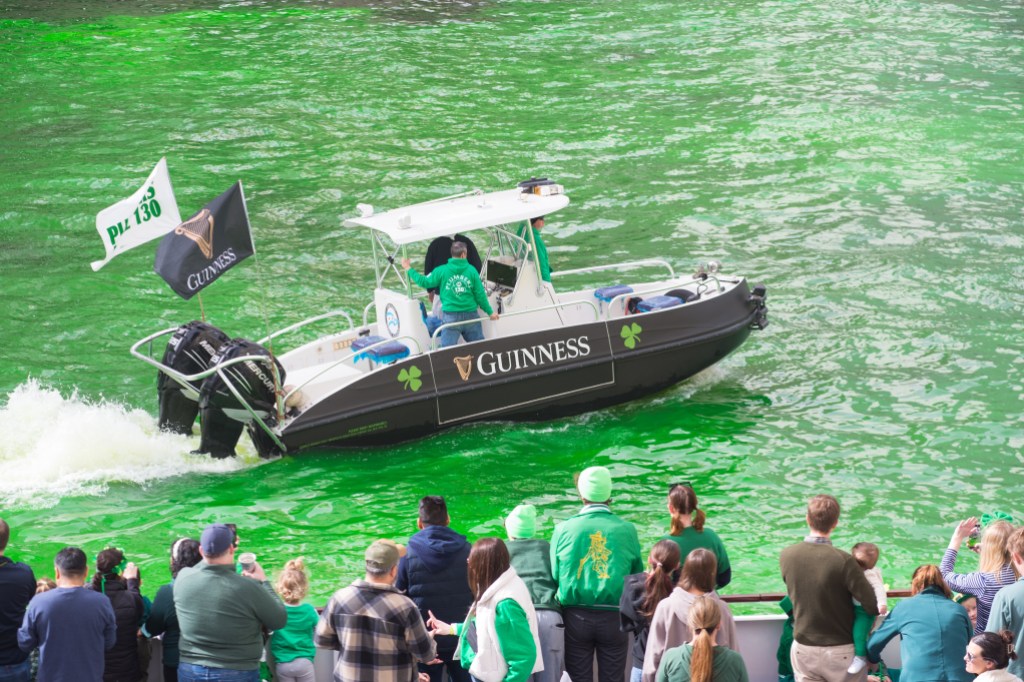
xmin=551 ymin=466 xmax=643 ymax=682
xmin=403 ymin=241 xmax=498 ymax=348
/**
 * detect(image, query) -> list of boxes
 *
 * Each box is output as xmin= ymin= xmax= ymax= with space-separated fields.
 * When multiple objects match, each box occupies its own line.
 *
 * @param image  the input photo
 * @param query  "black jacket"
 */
xmin=619 ymin=572 xmax=650 ymax=668
xmin=88 ymin=577 xmax=144 ymax=682
xmin=396 ymin=525 xmax=472 ymax=653
xmin=0 ymin=557 xmax=35 ymax=665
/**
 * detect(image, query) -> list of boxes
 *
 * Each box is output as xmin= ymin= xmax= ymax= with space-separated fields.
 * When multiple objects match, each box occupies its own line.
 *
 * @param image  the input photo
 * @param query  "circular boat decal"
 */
xmin=385 ymin=304 xmax=400 ymax=337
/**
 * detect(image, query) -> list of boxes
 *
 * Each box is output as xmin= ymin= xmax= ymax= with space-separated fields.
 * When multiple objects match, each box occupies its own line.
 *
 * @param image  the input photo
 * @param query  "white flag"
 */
xmin=91 ymin=157 xmax=183 ymax=271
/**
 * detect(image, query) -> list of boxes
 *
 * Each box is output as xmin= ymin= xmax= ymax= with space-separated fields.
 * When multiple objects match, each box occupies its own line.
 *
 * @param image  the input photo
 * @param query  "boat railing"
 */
xmin=604 ymin=275 xmax=725 ymax=320
xmin=282 ymin=335 xmax=424 ymax=405
xmin=552 ymin=258 xmax=677 ymax=280
xmin=428 ymin=300 xmax=601 ymax=350
xmin=130 ymin=329 xmax=289 ymax=452
xmin=362 ymin=301 xmax=376 ymax=326
xmin=256 ymin=309 xmax=355 ymax=346
xmin=720 ymin=589 xmax=912 ymax=604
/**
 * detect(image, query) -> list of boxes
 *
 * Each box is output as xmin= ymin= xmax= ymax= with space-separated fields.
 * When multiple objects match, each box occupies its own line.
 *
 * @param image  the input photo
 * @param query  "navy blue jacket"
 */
xmin=0 ymin=557 xmax=35 ymax=665
xmin=396 ymin=525 xmax=472 ymax=653
xmin=18 ymin=586 xmax=116 ymax=682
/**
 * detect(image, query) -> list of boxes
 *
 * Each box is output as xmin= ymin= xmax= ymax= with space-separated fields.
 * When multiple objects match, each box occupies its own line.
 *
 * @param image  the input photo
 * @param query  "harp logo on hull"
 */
xmin=453 ymin=336 xmax=593 ymax=382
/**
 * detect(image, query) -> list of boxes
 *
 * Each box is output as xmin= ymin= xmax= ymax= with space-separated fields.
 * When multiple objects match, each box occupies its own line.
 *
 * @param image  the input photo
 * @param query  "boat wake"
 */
xmin=0 ymin=380 xmax=261 ymax=508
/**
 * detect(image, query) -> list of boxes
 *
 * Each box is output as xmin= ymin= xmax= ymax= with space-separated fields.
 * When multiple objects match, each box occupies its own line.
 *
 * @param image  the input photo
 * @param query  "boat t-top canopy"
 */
xmin=343 ymin=187 xmax=570 ymax=245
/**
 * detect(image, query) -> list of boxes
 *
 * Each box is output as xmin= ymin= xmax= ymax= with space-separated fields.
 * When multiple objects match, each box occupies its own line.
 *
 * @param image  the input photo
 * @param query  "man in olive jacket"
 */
xmin=551 ymin=466 xmax=643 ymax=682
xmin=780 ymin=495 xmax=878 ymax=682
xmin=174 ymin=524 xmax=287 ymax=680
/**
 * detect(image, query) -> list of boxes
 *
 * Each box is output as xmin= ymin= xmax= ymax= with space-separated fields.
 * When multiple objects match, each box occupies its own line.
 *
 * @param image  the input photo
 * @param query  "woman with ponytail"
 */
xmin=867 ymin=564 xmax=973 ymax=681
xmin=621 ymin=541 xmax=683 ymax=682
xmin=655 ymin=595 xmax=748 ymax=682
xmin=87 ymin=547 xmax=144 ymax=682
xmin=642 ymin=549 xmax=738 ymax=682
xmin=663 ymin=483 xmax=732 ymax=589
xmin=966 ymin=630 xmax=1022 ymax=681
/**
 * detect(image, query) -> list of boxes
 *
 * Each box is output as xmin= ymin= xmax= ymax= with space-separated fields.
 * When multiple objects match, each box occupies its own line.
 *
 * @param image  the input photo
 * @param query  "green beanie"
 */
xmin=578 ymin=466 xmax=612 ymax=502
xmin=505 ymin=504 xmax=537 ymax=539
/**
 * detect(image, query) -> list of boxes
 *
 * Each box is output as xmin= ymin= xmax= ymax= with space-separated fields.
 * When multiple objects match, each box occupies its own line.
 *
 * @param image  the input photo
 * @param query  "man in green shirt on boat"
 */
xmin=519 ymin=216 xmax=552 ymax=283
xmin=403 ymin=241 xmax=498 ymax=348
xmin=551 ymin=466 xmax=643 ymax=682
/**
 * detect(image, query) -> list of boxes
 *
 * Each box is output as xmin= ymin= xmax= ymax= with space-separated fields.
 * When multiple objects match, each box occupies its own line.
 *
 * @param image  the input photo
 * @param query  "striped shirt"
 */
xmin=315 ymin=579 xmax=437 ymax=682
xmin=940 ymin=548 xmax=1016 ymax=634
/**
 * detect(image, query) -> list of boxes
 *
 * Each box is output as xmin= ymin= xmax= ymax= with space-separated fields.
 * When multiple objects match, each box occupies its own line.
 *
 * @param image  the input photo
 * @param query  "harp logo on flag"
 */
xmin=174 ymin=209 xmax=215 ymax=259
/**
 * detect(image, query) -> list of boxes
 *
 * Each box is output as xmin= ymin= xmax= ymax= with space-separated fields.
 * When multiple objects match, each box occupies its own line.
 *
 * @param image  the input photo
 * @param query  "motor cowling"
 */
xmin=157 ymin=321 xmax=231 ymax=434
xmin=197 ymin=339 xmax=285 ymax=458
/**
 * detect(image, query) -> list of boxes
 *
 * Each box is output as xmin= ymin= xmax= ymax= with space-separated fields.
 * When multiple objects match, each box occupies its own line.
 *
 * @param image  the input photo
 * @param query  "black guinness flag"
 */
xmin=154 ymin=181 xmax=254 ymax=300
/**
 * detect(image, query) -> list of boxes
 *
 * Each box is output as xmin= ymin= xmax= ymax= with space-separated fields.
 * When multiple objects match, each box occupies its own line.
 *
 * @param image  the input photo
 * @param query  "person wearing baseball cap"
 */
xmin=316 ymin=539 xmax=438 ymax=682
xmin=173 ymin=523 xmax=286 ymax=680
xmin=550 ymin=466 xmax=642 ymax=682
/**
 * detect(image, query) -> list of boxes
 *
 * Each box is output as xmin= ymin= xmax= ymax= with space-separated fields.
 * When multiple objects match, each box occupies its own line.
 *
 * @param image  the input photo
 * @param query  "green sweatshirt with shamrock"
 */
xmin=407 ymin=257 xmax=493 ymax=314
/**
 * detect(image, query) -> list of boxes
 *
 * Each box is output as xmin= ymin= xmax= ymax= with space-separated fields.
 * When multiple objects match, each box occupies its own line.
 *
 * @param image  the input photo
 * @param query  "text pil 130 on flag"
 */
xmin=91 ymin=157 xmax=182 ymax=271
xmin=154 ymin=181 xmax=255 ymax=300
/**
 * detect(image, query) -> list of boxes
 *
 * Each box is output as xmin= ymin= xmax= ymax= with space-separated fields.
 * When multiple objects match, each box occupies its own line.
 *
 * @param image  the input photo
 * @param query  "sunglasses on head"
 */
xmin=669 ymin=481 xmax=693 ymax=492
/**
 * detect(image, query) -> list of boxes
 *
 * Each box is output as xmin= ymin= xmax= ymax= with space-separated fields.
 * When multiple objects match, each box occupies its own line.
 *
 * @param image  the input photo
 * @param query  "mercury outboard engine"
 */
xmin=157 ymin=321 xmax=231 ymax=434
xmin=197 ymin=339 xmax=285 ymax=459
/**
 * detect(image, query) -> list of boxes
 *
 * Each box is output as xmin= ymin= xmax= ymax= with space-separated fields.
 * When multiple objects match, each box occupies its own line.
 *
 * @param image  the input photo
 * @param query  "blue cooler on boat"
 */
xmin=637 ymin=295 xmax=683 ymax=312
xmin=352 ymin=335 xmax=410 ymax=366
xmin=594 ymin=284 xmax=634 ymax=306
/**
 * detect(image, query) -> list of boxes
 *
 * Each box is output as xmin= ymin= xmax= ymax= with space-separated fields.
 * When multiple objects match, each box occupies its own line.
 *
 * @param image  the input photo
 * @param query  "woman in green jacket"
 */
xmin=866 ymin=564 xmax=974 ymax=681
xmin=428 ymin=538 xmax=541 ymax=682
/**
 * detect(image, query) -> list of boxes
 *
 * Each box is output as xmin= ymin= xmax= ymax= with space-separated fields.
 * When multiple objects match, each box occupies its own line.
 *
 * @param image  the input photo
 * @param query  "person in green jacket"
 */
xmin=656 ymin=595 xmax=749 ymax=682
xmin=505 ymin=504 xmax=563 ymax=682
xmin=551 ymin=466 xmax=644 ymax=682
xmin=518 ymin=216 xmax=552 ymax=282
xmin=866 ymin=564 xmax=974 ymax=682
xmin=403 ymin=241 xmax=498 ymax=348
xmin=270 ymin=558 xmax=319 ymax=682
xmin=427 ymin=538 xmax=541 ymax=682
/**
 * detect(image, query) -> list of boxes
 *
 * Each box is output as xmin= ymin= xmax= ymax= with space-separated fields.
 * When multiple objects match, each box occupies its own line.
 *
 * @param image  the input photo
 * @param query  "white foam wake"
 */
xmin=0 ymin=380 xmax=260 ymax=508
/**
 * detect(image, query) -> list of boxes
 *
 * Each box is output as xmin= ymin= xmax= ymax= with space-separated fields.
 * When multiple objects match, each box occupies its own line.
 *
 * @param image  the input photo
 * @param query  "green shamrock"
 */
xmin=620 ymin=322 xmax=642 ymax=349
xmin=397 ymin=365 xmax=423 ymax=392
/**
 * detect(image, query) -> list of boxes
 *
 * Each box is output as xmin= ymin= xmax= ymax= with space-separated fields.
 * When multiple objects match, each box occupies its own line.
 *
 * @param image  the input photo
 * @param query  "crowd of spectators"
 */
xmin=1 ymin=471 xmax=1023 ymax=682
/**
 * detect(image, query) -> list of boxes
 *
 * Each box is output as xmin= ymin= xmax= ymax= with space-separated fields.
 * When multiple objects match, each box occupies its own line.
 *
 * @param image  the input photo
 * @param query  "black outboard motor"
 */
xmin=157 ymin=321 xmax=231 ymax=434
xmin=197 ymin=339 xmax=285 ymax=459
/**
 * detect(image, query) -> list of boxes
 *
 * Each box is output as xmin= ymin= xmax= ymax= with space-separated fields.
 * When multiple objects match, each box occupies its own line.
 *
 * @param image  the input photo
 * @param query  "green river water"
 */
xmin=0 ymin=0 xmax=1022 ymax=608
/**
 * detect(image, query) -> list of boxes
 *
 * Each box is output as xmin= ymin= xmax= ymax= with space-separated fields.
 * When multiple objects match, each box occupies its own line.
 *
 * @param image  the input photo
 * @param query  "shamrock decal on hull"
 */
xmin=398 ymin=365 xmax=423 ymax=392
xmin=621 ymin=322 xmax=642 ymax=349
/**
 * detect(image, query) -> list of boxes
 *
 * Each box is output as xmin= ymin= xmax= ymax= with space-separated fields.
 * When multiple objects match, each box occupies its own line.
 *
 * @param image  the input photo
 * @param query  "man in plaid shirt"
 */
xmin=316 ymin=539 xmax=438 ymax=682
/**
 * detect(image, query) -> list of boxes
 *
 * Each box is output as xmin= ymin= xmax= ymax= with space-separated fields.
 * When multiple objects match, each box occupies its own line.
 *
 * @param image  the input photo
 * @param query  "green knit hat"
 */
xmin=505 ymin=504 xmax=537 ymax=539
xmin=578 ymin=466 xmax=612 ymax=502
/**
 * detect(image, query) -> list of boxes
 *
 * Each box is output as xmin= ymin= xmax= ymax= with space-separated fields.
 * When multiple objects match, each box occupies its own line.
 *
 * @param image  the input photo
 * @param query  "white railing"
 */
xmin=553 ymin=258 xmax=676 ymax=280
xmin=256 ymin=309 xmax=354 ymax=346
xmin=428 ymin=300 xmax=600 ymax=350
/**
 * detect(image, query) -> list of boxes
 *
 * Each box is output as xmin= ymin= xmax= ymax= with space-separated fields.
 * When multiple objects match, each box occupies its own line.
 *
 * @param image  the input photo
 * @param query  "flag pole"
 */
xmin=197 ymin=292 xmax=206 ymax=322
xmin=237 ymin=180 xmax=283 ymax=422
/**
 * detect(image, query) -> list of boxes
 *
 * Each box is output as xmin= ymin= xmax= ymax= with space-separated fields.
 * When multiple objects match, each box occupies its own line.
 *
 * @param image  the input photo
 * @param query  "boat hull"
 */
xmin=272 ymin=279 xmax=764 ymax=452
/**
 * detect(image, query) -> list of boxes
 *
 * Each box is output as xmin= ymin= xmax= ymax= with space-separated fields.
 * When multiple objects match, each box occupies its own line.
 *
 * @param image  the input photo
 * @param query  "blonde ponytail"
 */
xmin=688 ymin=595 xmax=721 ymax=682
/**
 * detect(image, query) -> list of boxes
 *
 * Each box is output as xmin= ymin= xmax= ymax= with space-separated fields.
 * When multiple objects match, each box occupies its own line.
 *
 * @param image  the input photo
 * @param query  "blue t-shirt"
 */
xmin=0 ymin=558 xmax=35 ymax=665
xmin=18 ymin=586 xmax=116 ymax=682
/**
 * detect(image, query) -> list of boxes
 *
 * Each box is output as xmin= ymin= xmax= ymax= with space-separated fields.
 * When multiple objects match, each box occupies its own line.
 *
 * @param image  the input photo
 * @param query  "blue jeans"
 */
xmin=0 ymin=660 xmax=31 ymax=682
xmin=178 ymin=662 xmax=260 ymax=682
xmin=440 ymin=311 xmax=484 ymax=348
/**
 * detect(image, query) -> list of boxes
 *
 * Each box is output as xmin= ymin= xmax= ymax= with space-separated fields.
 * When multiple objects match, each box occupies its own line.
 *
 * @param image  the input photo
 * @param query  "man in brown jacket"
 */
xmin=780 ymin=495 xmax=879 ymax=682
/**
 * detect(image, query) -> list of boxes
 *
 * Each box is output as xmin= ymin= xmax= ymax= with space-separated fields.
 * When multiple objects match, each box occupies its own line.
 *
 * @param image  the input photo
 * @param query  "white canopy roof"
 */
xmin=343 ymin=188 xmax=570 ymax=245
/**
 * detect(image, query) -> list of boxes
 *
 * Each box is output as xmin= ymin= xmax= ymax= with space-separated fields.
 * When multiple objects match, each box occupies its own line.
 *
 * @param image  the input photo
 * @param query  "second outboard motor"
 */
xmin=197 ymin=339 xmax=285 ymax=459
xmin=157 ymin=321 xmax=231 ymax=434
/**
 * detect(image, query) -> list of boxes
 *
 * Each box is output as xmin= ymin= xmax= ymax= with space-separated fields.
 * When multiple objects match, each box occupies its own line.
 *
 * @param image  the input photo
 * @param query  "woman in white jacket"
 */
xmin=428 ymin=538 xmax=543 ymax=682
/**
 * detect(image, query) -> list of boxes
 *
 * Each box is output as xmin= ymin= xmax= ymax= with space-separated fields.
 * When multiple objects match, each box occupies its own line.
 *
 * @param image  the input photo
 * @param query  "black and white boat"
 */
xmin=132 ymin=181 xmax=768 ymax=456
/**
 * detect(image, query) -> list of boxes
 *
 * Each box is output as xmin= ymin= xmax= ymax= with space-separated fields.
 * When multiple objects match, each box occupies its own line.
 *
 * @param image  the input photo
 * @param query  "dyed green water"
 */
xmin=1 ymin=0 xmax=1022 ymax=608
